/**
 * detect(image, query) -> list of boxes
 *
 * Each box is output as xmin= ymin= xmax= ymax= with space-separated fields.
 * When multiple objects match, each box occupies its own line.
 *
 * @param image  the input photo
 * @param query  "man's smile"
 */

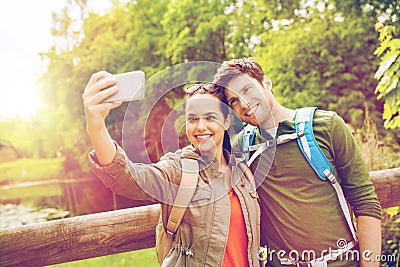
xmin=245 ymin=103 xmax=259 ymax=116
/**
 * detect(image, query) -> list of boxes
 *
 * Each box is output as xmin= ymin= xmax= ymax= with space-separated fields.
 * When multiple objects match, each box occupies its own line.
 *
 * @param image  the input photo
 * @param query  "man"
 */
xmin=213 ymin=58 xmax=382 ymax=267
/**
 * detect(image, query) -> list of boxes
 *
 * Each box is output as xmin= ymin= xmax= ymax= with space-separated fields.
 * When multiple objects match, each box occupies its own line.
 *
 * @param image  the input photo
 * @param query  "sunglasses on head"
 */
xmin=185 ymin=83 xmax=222 ymax=96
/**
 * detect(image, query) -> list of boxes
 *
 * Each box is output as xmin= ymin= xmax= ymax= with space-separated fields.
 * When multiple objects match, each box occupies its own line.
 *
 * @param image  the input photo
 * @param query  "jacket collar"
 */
xmin=178 ymin=145 xmax=246 ymax=168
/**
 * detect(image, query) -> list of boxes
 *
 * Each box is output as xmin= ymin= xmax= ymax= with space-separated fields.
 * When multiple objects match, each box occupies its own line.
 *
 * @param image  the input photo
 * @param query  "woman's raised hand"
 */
xmin=82 ymin=71 xmax=123 ymax=133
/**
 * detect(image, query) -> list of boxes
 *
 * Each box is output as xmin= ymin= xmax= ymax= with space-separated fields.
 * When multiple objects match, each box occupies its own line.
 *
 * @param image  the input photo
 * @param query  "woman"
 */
xmin=82 ymin=71 xmax=261 ymax=267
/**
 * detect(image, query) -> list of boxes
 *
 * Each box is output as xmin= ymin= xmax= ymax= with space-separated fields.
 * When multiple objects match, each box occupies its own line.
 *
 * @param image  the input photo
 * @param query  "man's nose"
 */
xmin=239 ymin=96 xmax=250 ymax=110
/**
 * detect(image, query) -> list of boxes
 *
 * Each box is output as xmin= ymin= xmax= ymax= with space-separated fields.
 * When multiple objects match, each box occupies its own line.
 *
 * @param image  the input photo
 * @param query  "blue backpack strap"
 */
xmin=294 ymin=107 xmax=333 ymax=181
xmin=242 ymin=124 xmax=257 ymax=161
xmin=294 ymin=107 xmax=358 ymax=248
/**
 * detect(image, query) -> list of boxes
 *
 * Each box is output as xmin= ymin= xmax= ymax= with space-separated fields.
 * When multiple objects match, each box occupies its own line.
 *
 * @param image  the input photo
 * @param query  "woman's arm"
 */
xmin=82 ymin=71 xmax=122 ymax=165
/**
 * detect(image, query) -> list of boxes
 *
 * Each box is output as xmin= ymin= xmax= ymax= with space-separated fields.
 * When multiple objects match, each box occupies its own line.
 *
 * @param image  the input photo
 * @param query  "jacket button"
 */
xmin=184 ymin=250 xmax=194 ymax=257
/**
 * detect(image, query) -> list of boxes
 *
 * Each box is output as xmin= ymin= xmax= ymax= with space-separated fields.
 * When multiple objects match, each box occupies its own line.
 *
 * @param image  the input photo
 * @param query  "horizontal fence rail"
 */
xmin=1 ymin=167 xmax=399 ymax=267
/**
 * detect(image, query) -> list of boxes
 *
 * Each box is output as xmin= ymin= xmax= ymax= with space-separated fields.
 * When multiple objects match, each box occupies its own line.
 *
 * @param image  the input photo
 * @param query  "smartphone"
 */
xmin=102 ymin=70 xmax=145 ymax=102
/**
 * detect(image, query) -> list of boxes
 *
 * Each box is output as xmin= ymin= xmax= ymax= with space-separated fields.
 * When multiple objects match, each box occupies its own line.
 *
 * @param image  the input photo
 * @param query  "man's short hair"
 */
xmin=213 ymin=57 xmax=265 ymax=87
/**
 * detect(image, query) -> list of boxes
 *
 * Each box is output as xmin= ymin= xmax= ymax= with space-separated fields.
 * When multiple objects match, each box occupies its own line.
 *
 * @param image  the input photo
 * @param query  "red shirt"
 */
xmin=222 ymin=189 xmax=250 ymax=267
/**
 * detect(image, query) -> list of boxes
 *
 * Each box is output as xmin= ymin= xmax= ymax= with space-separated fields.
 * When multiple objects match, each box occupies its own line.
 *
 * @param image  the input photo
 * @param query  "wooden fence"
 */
xmin=1 ymin=168 xmax=400 ymax=267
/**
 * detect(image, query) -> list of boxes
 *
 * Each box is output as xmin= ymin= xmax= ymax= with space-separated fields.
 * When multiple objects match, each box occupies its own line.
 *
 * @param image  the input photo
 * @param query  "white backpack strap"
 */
xmin=279 ymin=171 xmax=358 ymax=267
xmin=276 ymin=108 xmax=358 ymax=266
xmin=242 ymin=124 xmax=258 ymax=161
xmin=295 ymin=108 xmax=358 ymax=244
xmin=246 ymin=129 xmax=305 ymax=167
xmin=164 ymin=158 xmax=199 ymax=259
xmin=295 ymin=110 xmax=312 ymax=159
xmin=276 ymin=131 xmax=304 ymax=145
xmin=323 ymin=170 xmax=358 ymax=242
xmin=247 ymin=143 xmax=267 ymax=166
xmin=247 ymin=138 xmax=277 ymax=166
xmin=244 ymin=143 xmax=265 ymax=153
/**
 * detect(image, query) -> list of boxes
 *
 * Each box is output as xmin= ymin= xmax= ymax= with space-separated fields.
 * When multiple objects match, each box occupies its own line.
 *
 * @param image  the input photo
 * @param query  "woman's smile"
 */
xmin=185 ymin=94 xmax=229 ymax=156
xmin=194 ymin=133 xmax=213 ymax=142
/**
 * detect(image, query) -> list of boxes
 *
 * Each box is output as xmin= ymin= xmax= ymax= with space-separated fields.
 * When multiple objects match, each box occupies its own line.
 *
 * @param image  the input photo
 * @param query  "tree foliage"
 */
xmin=255 ymin=11 xmax=384 ymax=129
xmin=161 ymin=0 xmax=230 ymax=63
xmin=374 ymin=24 xmax=400 ymax=129
xmin=2 ymin=0 xmax=400 ymax=163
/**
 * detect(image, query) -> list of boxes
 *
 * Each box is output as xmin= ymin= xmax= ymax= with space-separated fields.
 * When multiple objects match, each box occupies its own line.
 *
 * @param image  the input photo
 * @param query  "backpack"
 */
xmin=155 ymin=155 xmax=257 ymax=266
xmin=242 ymin=107 xmax=358 ymax=264
xmin=155 ymin=158 xmax=199 ymax=266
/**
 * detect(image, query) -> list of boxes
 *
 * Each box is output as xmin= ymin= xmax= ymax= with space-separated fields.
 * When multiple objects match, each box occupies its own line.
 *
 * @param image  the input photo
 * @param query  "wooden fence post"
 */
xmin=0 ymin=204 xmax=161 ymax=267
xmin=1 ymin=168 xmax=399 ymax=267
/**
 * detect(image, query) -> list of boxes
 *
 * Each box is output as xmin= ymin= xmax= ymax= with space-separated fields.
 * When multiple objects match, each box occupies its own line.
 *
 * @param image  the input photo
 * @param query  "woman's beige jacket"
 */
xmin=89 ymin=143 xmax=261 ymax=267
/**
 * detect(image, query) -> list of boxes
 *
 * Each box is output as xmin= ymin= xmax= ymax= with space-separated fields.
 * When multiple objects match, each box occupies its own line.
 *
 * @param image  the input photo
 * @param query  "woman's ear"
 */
xmin=262 ymin=75 xmax=272 ymax=91
xmin=224 ymin=114 xmax=232 ymax=130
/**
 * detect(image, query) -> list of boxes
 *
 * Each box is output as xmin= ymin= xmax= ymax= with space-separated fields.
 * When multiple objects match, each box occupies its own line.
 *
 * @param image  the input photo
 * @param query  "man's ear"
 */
xmin=262 ymin=75 xmax=272 ymax=91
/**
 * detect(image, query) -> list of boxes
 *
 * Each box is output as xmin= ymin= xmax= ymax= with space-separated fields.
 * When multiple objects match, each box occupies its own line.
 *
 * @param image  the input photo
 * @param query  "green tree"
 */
xmin=37 ymin=0 xmax=400 ymax=161
xmin=37 ymin=2 xmax=91 ymax=165
xmin=255 ymin=5 xmax=384 ymax=129
xmin=374 ymin=23 xmax=400 ymax=129
xmin=39 ymin=0 xmax=171 ymax=164
xmin=161 ymin=0 xmax=230 ymax=63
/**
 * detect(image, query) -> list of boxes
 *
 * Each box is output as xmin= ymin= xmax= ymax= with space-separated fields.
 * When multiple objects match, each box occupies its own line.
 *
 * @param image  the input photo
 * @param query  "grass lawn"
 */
xmin=0 ymin=157 xmax=64 ymax=183
xmin=0 ymin=157 xmax=64 ymax=204
xmin=49 ymin=248 xmax=159 ymax=267
xmin=0 ymin=183 xmax=62 ymax=202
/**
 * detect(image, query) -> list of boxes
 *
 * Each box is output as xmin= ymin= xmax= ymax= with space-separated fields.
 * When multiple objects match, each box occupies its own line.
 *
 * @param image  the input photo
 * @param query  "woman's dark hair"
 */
xmin=185 ymin=83 xmax=231 ymax=153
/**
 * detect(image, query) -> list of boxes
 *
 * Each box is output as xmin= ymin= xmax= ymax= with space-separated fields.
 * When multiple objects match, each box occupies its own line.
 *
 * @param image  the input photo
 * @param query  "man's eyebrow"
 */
xmin=241 ymin=84 xmax=251 ymax=93
xmin=227 ymin=95 xmax=238 ymax=103
xmin=226 ymin=84 xmax=251 ymax=103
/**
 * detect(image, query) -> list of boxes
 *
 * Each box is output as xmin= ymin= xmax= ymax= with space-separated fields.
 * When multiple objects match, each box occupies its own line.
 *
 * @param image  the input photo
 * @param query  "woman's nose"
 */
xmin=196 ymin=117 xmax=207 ymax=130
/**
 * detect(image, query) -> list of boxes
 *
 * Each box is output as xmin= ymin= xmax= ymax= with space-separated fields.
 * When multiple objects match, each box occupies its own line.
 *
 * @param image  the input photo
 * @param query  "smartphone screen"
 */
xmin=103 ymin=70 xmax=145 ymax=102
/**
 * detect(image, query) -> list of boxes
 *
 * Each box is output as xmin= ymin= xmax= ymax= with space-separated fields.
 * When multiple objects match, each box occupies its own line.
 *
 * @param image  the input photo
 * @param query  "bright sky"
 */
xmin=0 ymin=0 xmax=112 ymax=120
